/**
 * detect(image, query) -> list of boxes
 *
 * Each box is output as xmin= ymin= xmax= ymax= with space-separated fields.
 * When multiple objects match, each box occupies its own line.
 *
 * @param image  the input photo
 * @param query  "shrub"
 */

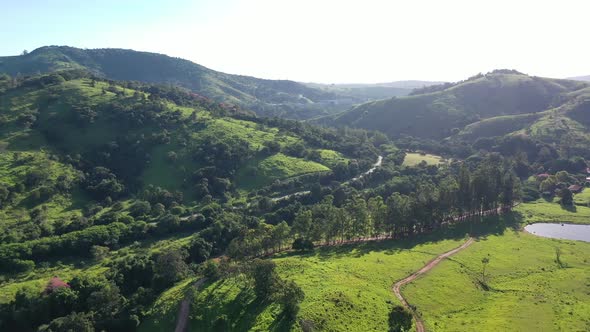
xmin=292 ymin=238 xmax=314 ymax=251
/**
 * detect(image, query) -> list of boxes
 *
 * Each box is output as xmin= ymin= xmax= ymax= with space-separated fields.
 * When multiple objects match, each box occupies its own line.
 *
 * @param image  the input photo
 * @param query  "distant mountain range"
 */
xmin=0 ymin=46 xmax=438 ymax=119
xmin=569 ymin=75 xmax=590 ymax=82
xmin=303 ymin=80 xmax=444 ymax=102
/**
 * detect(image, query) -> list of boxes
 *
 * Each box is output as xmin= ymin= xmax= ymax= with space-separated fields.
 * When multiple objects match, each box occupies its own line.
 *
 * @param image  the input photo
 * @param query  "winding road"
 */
xmin=272 ymin=155 xmax=383 ymax=202
xmin=392 ymin=237 xmax=475 ymax=332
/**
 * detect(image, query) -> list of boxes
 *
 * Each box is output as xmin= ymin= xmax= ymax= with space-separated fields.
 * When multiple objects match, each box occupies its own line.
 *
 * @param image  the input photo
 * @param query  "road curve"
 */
xmin=272 ymin=155 xmax=383 ymax=202
xmin=392 ymin=237 xmax=474 ymax=332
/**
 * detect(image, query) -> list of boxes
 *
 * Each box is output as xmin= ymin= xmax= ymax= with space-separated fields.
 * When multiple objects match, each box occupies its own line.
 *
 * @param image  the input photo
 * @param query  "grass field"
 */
xmin=316 ymin=149 xmax=348 ymax=168
xmin=403 ymin=152 xmax=445 ymax=166
xmin=140 ymin=277 xmax=198 ymax=332
xmin=236 ymin=153 xmax=330 ymax=190
xmin=574 ymin=188 xmax=590 ymax=207
xmin=138 ymin=206 xmax=590 ymax=332
xmin=0 ymin=151 xmax=84 ymax=229
xmin=515 ymin=199 xmax=590 ymax=224
xmin=403 ymin=230 xmax=590 ymax=332
xmin=195 ymin=118 xmax=300 ymax=152
xmin=180 ymin=233 xmax=471 ymax=332
xmin=0 ymin=261 xmax=108 ymax=304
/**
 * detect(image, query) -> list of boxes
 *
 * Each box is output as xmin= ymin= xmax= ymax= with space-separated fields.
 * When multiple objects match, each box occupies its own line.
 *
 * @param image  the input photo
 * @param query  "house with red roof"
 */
xmin=568 ymin=184 xmax=583 ymax=193
xmin=43 ymin=276 xmax=70 ymax=294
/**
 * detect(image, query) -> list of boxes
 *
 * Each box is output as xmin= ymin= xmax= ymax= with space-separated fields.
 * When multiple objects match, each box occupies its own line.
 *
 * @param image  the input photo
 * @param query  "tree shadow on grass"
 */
xmin=560 ymin=204 xmax=577 ymax=213
xmin=193 ymin=281 xmax=296 ymax=332
xmin=278 ymin=212 xmax=524 ymax=262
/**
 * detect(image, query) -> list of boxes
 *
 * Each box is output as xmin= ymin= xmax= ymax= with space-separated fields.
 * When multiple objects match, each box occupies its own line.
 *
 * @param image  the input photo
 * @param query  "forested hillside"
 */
xmin=328 ymin=70 xmax=590 ymax=158
xmin=0 ymin=46 xmax=381 ymax=119
xmin=0 ymin=69 xmax=588 ymax=332
xmin=0 ymin=70 xmax=398 ymax=331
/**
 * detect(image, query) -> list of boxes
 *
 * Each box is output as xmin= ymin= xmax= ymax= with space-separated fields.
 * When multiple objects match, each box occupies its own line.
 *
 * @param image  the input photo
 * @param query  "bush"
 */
xmin=202 ymin=260 xmax=220 ymax=280
xmin=388 ymin=305 xmax=412 ymax=332
xmin=292 ymin=238 xmax=314 ymax=251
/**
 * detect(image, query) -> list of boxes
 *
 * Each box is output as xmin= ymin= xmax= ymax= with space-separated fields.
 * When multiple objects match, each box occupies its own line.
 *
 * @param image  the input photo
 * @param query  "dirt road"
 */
xmin=392 ymin=237 xmax=474 ymax=332
xmin=174 ymin=278 xmax=207 ymax=332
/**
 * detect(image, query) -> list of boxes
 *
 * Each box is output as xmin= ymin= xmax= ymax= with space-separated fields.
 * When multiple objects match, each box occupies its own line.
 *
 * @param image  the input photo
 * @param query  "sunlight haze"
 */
xmin=2 ymin=0 xmax=589 ymax=83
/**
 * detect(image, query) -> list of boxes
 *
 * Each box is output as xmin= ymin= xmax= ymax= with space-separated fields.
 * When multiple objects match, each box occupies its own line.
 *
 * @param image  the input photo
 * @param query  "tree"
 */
xmin=388 ymin=305 xmax=412 ymax=332
xmin=129 ymin=200 xmax=151 ymax=217
xmin=457 ymin=164 xmax=472 ymax=212
xmin=46 ymin=287 xmax=79 ymax=321
xmin=481 ymin=256 xmax=490 ymax=287
xmin=386 ymin=193 xmax=411 ymax=237
xmin=501 ymin=172 xmax=520 ymax=207
xmin=151 ymin=203 xmax=165 ymax=217
xmin=202 ymin=260 xmax=220 ymax=280
xmin=559 ymin=188 xmax=573 ymax=206
xmin=347 ymin=197 xmax=371 ymax=240
xmin=368 ymin=196 xmax=387 ymax=236
xmin=271 ymin=221 xmax=290 ymax=251
xmin=90 ymin=245 xmax=110 ymax=261
xmin=188 ymin=236 xmax=212 ymax=263
xmin=250 ymin=259 xmax=278 ymax=301
xmin=276 ymin=280 xmax=304 ymax=320
xmin=87 ymin=283 xmax=124 ymax=319
xmin=38 ymin=312 xmax=95 ymax=332
xmin=153 ymin=248 xmax=189 ymax=288
xmin=292 ymin=238 xmax=313 ymax=251
xmin=292 ymin=209 xmax=312 ymax=239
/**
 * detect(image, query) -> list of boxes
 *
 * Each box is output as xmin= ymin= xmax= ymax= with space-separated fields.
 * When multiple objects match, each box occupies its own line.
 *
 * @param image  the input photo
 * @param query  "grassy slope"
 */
xmin=402 ymin=201 xmax=590 ymax=332
xmin=179 ymin=237 xmax=468 ymax=332
xmin=0 ymin=262 xmax=108 ymax=304
xmin=1 ymin=77 xmax=340 ymax=198
xmin=0 ymin=76 xmax=349 ymax=305
xmin=574 ymin=188 xmax=590 ymax=207
xmin=331 ymin=72 xmax=588 ymax=140
xmin=138 ymin=200 xmax=590 ymax=332
xmin=456 ymin=112 xmax=544 ymax=140
xmin=515 ymin=199 xmax=590 ymax=224
xmin=0 ymin=229 xmax=196 ymax=304
xmin=236 ymin=153 xmax=330 ymax=191
xmin=140 ymin=277 xmax=198 ymax=332
xmin=402 ymin=152 xmax=444 ymax=166
xmin=403 ymin=230 xmax=590 ymax=332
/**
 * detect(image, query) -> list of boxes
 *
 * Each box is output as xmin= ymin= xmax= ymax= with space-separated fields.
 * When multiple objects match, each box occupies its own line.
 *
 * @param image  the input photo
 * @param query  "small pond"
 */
xmin=525 ymin=223 xmax=590 ymax=242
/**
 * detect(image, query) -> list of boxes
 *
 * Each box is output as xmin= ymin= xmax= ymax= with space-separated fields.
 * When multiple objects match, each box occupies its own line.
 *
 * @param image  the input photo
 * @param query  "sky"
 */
xmin=1 ymin=0 xmax=590 ymax=83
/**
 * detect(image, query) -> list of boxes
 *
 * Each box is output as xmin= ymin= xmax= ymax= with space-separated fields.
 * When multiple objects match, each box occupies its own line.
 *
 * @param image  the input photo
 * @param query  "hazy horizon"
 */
xmin=2 ymin=0 xmax=590 ymax=83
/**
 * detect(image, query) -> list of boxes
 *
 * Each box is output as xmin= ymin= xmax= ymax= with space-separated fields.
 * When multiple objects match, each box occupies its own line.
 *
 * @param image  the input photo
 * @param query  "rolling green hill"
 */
xmin=0 ymin=70 xmax=396 ymax=332
xmin=328 ymin=70 xmax=589 ymax=143
xmin=303 ymin=80 xmax=444 ymax=102
xmin=0 ymin=46 xmax=368 ymax=119
xmin=0 ymin=70 xmax=382 ymax=247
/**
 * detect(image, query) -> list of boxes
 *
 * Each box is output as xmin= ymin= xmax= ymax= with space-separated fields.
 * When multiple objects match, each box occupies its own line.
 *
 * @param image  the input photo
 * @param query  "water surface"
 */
xmin=525 ymin=223 xmax=590 ymax=242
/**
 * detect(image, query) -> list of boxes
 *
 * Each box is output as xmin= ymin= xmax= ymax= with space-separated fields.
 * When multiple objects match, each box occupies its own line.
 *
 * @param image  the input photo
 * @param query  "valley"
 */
xmin=0 ymin=49 xmax=589 ymax=332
